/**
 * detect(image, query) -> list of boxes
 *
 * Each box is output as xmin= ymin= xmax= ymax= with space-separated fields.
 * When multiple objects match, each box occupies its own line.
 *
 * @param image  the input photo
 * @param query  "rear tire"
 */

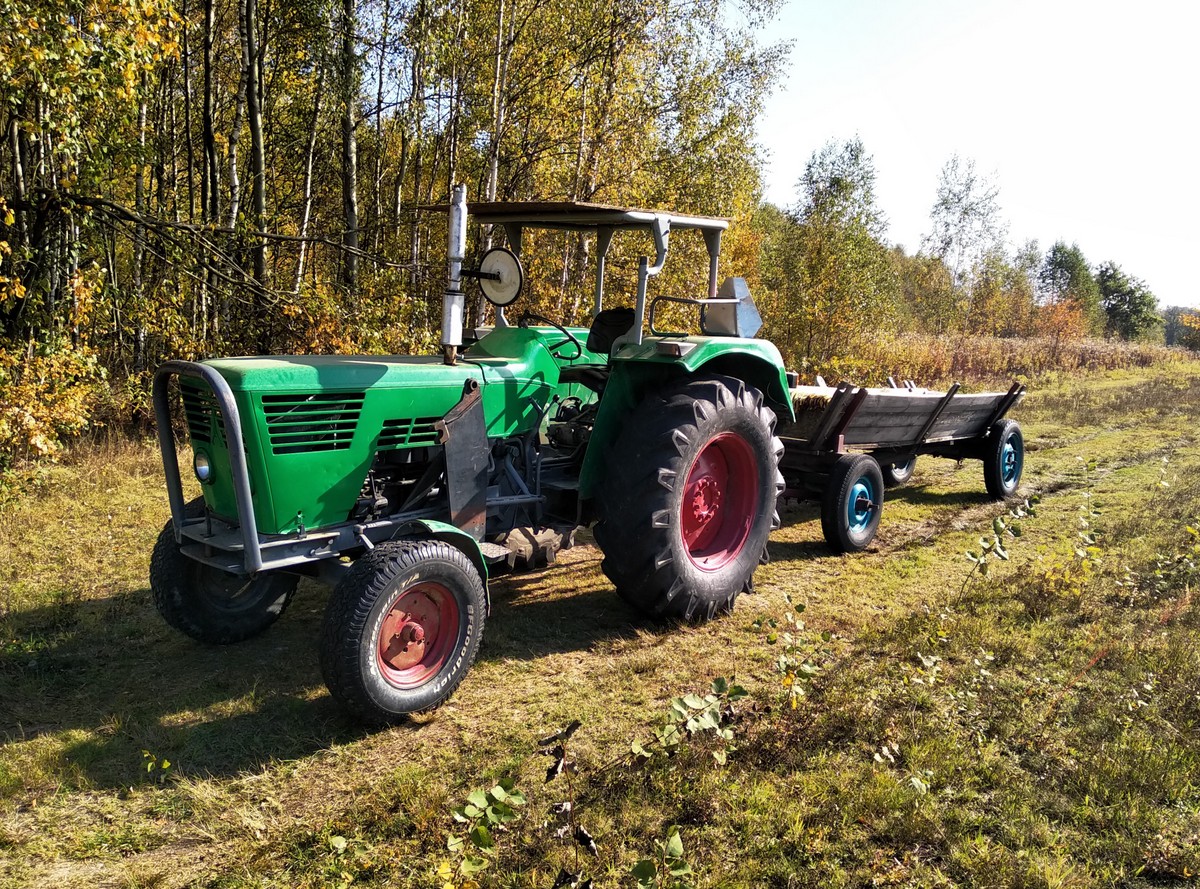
xmin=821 ymin=454 xmax=884 ymax=553
xmin=983 ymin=418 xmax=1024 ymax=500
xmin=593 ymin=374 xmax=783 ymax=621
xmin=320 ymin=540 xmax=486 ymax=724
xmin=150 ymin=500 xmax=297 ymax=644
xmin=882 ymin=456 xmax=916 ymax=488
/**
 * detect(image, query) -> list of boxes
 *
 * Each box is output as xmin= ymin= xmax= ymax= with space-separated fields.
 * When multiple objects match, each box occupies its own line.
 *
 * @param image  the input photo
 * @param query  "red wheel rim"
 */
xmin=376 ymin=582 xmax=460 ymax=689
xmin=681 ymin=432 xmax=759 ymax=571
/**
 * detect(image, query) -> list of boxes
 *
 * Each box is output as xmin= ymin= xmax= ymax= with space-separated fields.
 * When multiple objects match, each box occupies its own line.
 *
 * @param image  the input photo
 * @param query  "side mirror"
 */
xmin=477 ymin=247 xmax=524 ymax=307
xmin=701 ymin=277 xmax=762 ymax=338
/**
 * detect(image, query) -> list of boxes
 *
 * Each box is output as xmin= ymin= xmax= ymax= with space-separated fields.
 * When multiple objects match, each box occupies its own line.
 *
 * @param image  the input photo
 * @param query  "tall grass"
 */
xmin=795 ymin=333 xmax=1191 ymax=387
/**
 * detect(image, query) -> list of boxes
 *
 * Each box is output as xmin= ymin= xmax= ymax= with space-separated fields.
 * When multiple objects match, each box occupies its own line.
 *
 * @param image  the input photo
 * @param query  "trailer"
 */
xmin=778 ymin=378 xmax=1025 ymax=552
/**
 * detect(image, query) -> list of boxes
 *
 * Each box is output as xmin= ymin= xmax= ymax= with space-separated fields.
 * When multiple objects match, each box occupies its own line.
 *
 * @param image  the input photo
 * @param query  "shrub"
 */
xmin=794 ymin=332 xmax=1187 ymax=387
xmin=0 ymin=339 xmax=106 ymax=473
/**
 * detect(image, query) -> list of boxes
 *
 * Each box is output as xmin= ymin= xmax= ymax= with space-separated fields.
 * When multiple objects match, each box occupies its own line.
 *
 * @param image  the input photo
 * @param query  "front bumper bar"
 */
xmin=153 ymin=360 xmax=264 ymax=575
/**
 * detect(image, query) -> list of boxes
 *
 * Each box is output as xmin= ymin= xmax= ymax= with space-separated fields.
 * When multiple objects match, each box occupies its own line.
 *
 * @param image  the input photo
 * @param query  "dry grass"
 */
xmin=796 ymin=332 xmax=1193 ymax=388
xmin=2 ymin=361 xmax=1200 ymax=887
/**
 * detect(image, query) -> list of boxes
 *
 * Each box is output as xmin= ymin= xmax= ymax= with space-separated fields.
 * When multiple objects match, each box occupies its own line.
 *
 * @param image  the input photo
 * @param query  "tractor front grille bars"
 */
xmin=153 ymin=360 xmax=264 ymax=575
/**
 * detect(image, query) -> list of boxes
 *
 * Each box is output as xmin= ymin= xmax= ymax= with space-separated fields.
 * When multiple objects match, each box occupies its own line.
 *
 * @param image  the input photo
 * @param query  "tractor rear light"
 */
xmin=655 ymin=341 xmax=697 ymax=358
xmin=193 ymin=451 xmax=214 ymax=484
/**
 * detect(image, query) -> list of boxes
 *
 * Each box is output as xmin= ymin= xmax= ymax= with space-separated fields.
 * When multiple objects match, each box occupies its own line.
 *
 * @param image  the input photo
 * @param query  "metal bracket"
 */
xmin=981 ymin=382 xmax=1026 ymax=430
xmin=823 ymin=386 xmax=870 ymax=452
xmin=907 ymin=382 xmax=961 ymax=455
xmin=435 ymin=378 xmax=489 ymax=541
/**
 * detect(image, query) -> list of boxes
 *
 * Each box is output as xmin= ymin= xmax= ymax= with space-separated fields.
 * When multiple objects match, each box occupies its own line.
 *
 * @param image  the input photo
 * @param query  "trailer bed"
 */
xmin=780 ymin=381 xmax=1024 ymax=458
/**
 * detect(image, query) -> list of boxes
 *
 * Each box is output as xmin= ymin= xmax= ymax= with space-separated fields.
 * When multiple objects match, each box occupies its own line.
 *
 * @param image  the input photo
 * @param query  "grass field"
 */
xmin=2 ymin=363 xmax=1199 ymax=888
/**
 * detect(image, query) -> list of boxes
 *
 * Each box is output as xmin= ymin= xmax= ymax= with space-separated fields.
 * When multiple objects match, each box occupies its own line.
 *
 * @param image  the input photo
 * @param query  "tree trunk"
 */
xmin=293 ymin=67 xmax=324 ymax=294
xmin=134 ymin=77 xmax=148 ymax=371
xmin=339 ymin=0 xmax=359 ymax=294
xmin=181 ymin=0 xmax=196 ymax=224
xmin=244 ymin=0 xmax=268 ymax=291
xmin=9 ymin=118 xmax=28 ymax=251
xmin=372 ymin=0 xmax=391 ymax=254
xmin=201 ymin=0 xmax=219 ymax=224
xmin=228 ymin=9 xmax=248 ymax=231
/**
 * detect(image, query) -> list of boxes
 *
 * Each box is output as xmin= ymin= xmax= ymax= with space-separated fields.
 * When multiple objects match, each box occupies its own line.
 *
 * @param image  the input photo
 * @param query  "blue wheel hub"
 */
xmin=1001 ymin=439 xmax=1022 ymax=485
xmin=847 ymin=477 xmax=877 ymax=533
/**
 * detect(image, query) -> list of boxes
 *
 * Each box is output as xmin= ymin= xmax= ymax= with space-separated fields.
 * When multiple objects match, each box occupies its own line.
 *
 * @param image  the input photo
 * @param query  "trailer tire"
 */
xmin=150 ymin=500 xmax=297 ymax=644
xmin=594 ymin=374 xmax=783 ymax=621
xmin=983 ymin=418 xmax=1024 ymax=500
xmin=821 ymin=454 xmax=884 ymax=553
xmin=320 ymin=539 xmax=485 ymax=724
xmin=882 ymin=457 xmax=917 ymax=488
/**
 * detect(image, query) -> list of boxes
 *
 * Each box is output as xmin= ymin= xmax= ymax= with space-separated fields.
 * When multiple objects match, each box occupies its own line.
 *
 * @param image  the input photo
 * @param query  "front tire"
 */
xmin=319 ymin=540 xmax=486 ymax=724
xmin=821 ymin=454 xmax=884 ymax=553
xmin=150 ymin=502 xmax=297 ymax=644
xmin=983 ymin=418 xmax=1024 ymax=500
xmin=593 ymin=374 xmax=783 ymax=621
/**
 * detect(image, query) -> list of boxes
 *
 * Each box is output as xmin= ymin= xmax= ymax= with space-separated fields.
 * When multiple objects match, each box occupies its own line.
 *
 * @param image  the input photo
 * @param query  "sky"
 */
xmin=755 ymin=0 xmax=1200 ymax=308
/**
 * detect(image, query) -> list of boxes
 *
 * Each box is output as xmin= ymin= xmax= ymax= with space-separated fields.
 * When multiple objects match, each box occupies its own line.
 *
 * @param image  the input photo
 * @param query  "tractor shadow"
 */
xmin=883 ymin=484 xmax=994 ymax=509
xmin=0 ymin=584 xmax=379 ymax=789
xmin=482 ymin=567 xmax=656 ymax=662
xmin=0 ymin=563 xmax=644 ymax=790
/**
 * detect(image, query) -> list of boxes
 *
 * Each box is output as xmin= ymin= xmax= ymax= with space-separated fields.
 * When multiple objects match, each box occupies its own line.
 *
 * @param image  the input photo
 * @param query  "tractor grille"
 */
xmin=378 ymin=417 xmax=442 ymax=449
xmin=180 ymin=380 xmax=225 ymax=444
xmin=262 ymin=392 xmax=366 ymax=455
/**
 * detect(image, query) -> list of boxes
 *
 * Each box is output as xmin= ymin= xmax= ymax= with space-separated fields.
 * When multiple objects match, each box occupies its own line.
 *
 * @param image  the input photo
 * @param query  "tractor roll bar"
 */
xmin=456 ymin=196 xmax=729 ymax=344
xmin=153 ymin=360 xmax=263 ymax=575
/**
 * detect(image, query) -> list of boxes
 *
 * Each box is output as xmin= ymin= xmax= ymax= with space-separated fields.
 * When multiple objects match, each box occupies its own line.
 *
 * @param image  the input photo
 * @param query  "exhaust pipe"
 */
xmin=442 ymin=184 xmax=468 ymax=365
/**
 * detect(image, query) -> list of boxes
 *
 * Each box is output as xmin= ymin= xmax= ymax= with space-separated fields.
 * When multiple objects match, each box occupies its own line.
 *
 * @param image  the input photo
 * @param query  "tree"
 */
xmin=922 ymin=155 xmax=1005 ymax=289
xmin=1096 ymin=262 xmax=1160 ymax=341
xmin=1039 ymin=242 xmax=1103 ymax=336
xmin=1163 ymin=306 xmax=1190 ymax=346
xmin=964 ymin=248 xmax=1036 ymax=337
xmin=758 ymin=139 xmax=896 ymax=368
xmin=1178 ymin=313 xmax=1200 ymax=351
xmin=891 ymin=248 xmax=958 ymax=334
xmin=1 ymin=0 xmax=789 ymax=451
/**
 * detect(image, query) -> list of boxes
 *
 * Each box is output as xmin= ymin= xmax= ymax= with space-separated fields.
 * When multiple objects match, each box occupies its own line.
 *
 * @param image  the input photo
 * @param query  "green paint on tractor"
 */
xmin=188 ymin=325 xmax=602 ymax=535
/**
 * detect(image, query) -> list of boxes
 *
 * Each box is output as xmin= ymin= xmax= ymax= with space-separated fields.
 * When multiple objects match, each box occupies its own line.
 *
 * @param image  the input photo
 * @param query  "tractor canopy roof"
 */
xmin=463 ymin=201 xmax=728 ymax=235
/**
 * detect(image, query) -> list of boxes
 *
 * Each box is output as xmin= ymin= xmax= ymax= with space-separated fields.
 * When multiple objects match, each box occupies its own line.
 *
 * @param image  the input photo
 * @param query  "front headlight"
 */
xmin=193 ymin=451 xmax=214 ymax=484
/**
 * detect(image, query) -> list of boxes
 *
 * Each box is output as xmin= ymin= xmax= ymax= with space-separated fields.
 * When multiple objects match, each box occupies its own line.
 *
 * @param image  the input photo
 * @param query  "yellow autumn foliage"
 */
xmin=0 ymin=340 xmax=106 ymax=472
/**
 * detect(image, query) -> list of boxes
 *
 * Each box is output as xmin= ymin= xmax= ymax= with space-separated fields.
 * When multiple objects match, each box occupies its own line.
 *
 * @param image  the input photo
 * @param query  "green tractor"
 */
xmin=151 ymin=187 xmax=794 ymax=723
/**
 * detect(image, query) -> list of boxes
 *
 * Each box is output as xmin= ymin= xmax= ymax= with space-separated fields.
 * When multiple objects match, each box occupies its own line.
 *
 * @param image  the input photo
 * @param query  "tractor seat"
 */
xmin=554 ymin=308 xmax=635 ymax=395
xmin=586 ymin=307 xmax=636 ymax=355
xmin=557 ymin=364 xmax=609 ymax=394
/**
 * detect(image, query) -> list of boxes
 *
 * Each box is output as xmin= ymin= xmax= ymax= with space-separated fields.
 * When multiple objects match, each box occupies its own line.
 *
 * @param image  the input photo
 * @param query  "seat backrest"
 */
xmin=587 ymin=307 xmax=636 ymax=356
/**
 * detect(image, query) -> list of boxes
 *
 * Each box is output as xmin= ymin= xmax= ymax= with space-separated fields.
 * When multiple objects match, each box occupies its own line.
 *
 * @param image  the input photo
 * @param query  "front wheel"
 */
xmin=821 ymin=454 xmax=884 ymax=553
xmin=983 ymin=418 xmax=1024 ymax=500
xmin=593 ymin=374 xmax=783 ymax=621
xmin=320 ymin=540 xmax=486 ymax=724
xmin=150 ymin=503 xmax=297 ymax=644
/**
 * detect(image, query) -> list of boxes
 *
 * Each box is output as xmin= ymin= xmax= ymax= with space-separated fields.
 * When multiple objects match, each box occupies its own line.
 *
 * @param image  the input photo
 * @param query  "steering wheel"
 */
xmin=517 ymin=312 xmax=583 ymax=361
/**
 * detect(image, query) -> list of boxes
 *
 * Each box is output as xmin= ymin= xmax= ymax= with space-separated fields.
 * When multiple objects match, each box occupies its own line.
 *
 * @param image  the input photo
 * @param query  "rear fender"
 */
xmin=579 ymin=339 xmax=793 ymax=500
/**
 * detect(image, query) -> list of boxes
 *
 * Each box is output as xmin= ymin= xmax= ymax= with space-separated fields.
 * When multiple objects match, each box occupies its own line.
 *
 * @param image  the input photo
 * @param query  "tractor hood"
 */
xmin=203 ymin=354 xmax=484 ymax=393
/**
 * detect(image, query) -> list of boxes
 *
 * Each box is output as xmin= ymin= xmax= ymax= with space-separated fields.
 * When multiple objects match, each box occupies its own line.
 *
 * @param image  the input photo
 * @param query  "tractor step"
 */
xmin=479 ymin=541 xmax=511 ymax=563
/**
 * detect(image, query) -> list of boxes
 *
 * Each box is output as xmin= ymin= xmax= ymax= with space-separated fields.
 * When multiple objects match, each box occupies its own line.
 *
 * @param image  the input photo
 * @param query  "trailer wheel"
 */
xmin=150 ymin=501 xmax=297 ymax=644
xmin=821 ymin=454 xmax=884 ymax=553
xmin=320 ymin=539 xmax=485 ymax=724
xmin=983 ymin=418 xmax=1024 ymax=500
xmin=594 ymin=374 xmax=783 ymax=621
xmin=882 ymin=457 xmax=917 ymax=488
